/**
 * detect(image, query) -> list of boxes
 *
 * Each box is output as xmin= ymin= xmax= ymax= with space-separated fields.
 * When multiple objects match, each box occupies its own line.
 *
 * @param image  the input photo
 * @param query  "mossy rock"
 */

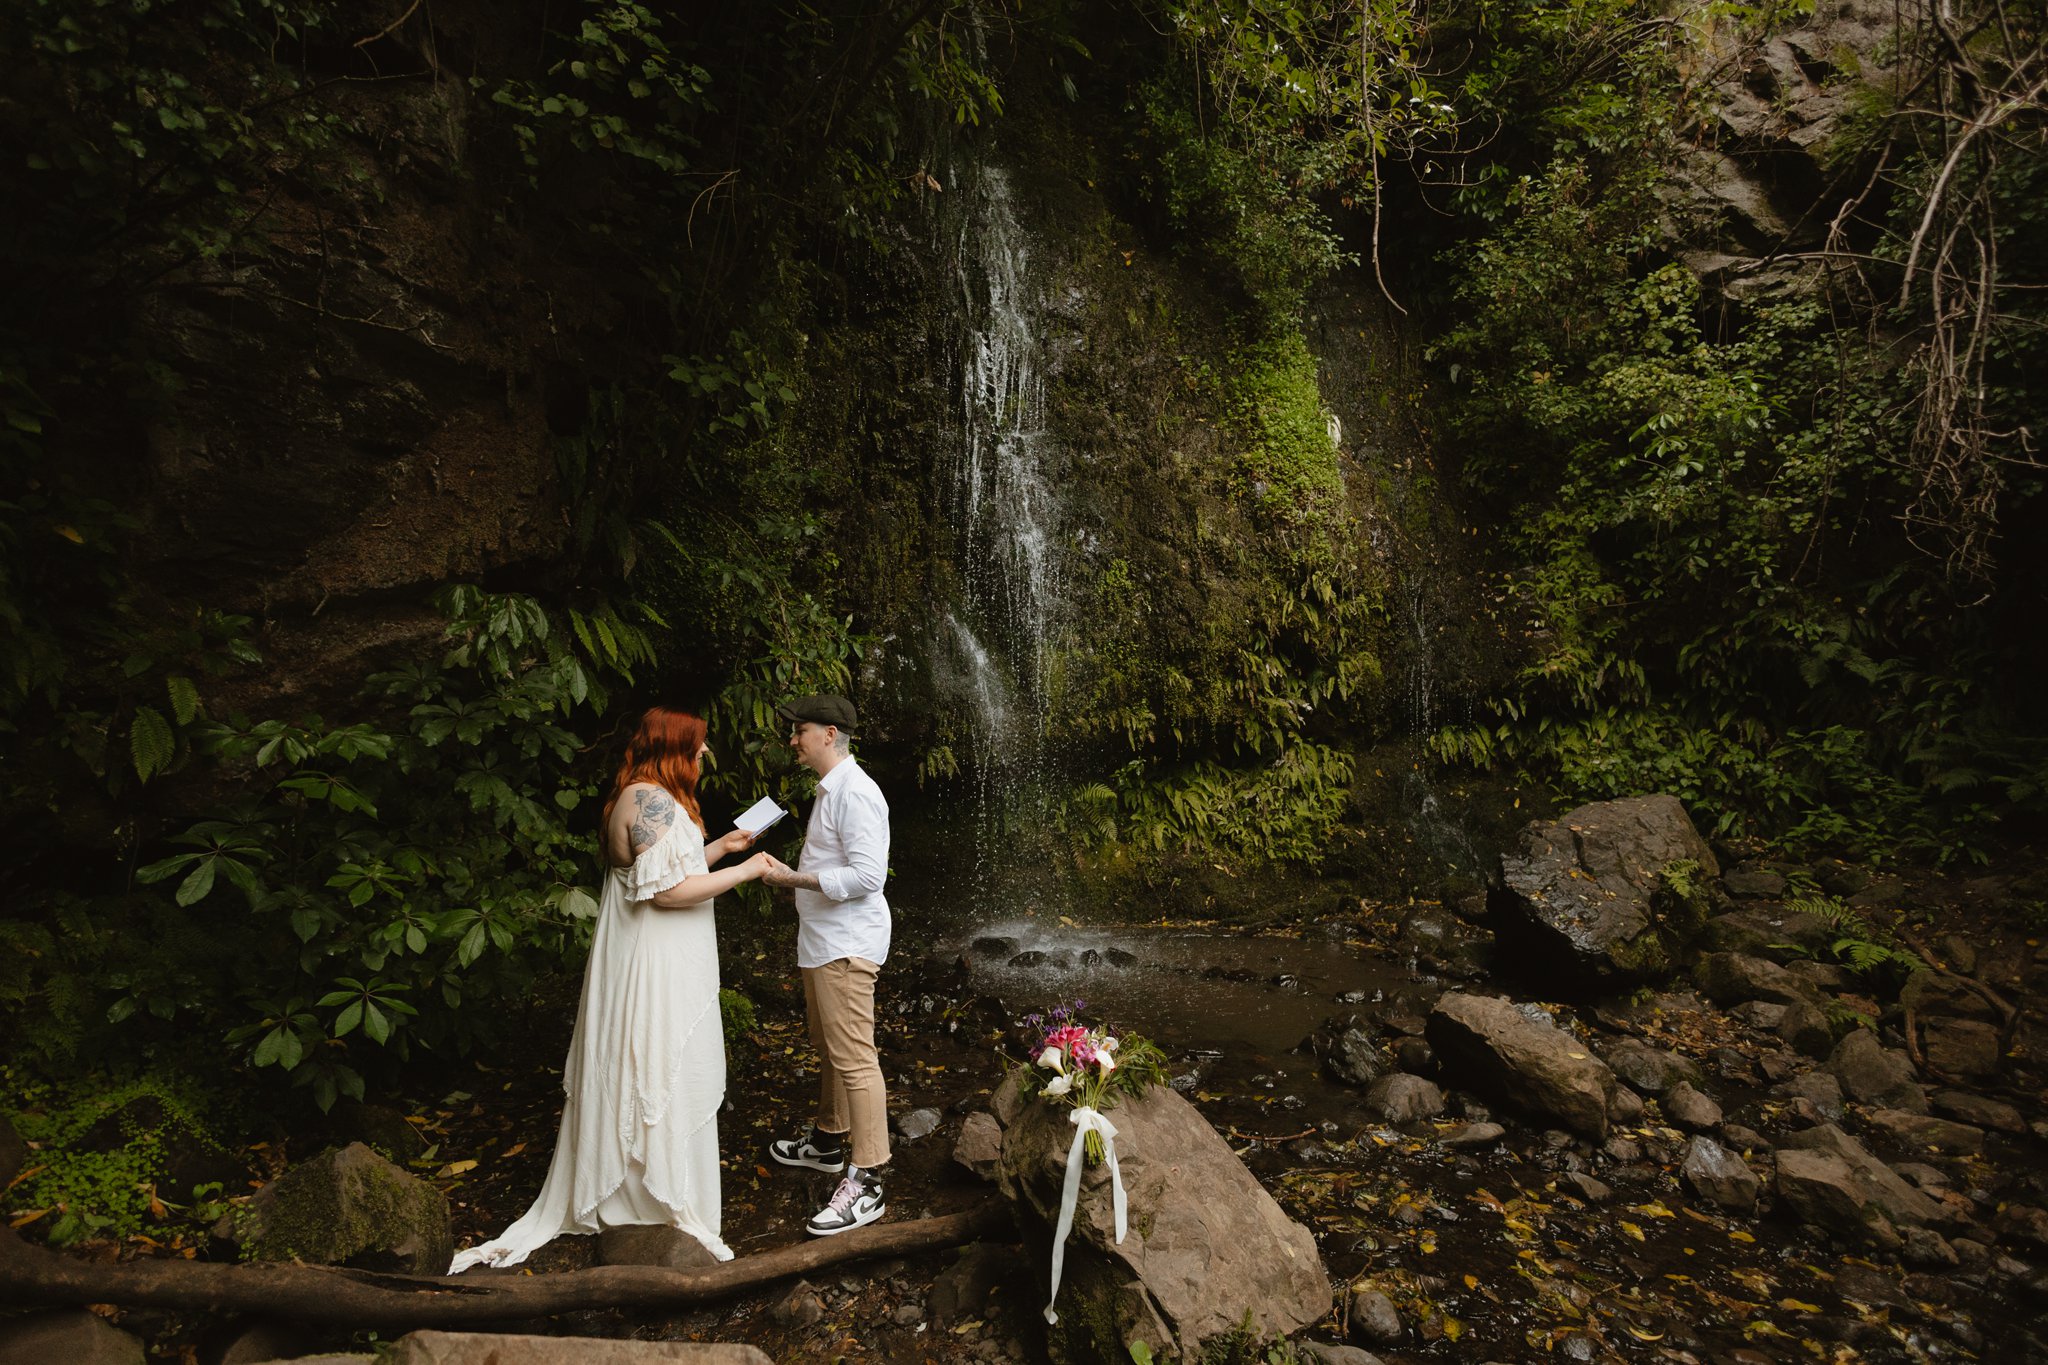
xmin=222 ymin=1141 xmax=451 ymax=1275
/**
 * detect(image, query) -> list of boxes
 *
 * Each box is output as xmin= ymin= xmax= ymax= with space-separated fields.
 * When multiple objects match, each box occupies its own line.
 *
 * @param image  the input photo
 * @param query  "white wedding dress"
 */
xmin=449 ymin=816 xmax=733 ymax=1271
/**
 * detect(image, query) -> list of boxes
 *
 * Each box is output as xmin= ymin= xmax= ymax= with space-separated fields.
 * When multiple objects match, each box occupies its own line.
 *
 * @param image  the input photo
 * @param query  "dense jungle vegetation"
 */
xmin=1 ymin=0 xmax=2043 ymax=1245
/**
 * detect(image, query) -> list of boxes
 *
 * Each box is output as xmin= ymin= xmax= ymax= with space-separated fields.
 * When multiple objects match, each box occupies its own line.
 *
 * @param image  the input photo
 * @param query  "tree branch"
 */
xmin=0 ymin=1204 xmax=1013 ymax=1330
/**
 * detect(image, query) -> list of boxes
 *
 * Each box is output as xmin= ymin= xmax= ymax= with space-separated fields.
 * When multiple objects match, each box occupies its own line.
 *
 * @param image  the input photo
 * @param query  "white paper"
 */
xmin=735 ymin=795 xmax=787 ymax=838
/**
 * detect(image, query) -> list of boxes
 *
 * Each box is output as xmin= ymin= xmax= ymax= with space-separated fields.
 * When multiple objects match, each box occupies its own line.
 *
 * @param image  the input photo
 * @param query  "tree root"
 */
xmin=0 ymin=1203 xmax=1014 ymax=1329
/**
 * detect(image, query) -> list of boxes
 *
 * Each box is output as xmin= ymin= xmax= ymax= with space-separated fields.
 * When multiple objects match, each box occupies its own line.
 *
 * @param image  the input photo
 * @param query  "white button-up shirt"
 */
xmin=794 ymin=758 xmax=891 ymax=969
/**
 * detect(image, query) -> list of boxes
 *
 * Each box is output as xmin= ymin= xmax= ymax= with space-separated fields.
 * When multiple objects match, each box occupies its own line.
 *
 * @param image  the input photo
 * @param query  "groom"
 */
xmin=762 ymin=693 xmax=893 ymax=1236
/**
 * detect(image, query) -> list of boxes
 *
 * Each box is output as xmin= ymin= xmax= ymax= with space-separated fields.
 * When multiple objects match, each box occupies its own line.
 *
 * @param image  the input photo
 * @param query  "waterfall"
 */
xmin=938 ymin=162 xmax=1066 ymax=895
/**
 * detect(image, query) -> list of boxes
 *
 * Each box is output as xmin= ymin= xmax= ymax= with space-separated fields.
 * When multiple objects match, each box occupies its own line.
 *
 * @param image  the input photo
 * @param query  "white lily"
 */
xmin=1097 ymin=1052 xmax=1118 ymax=1073
xmin=1100 ymin=1035 xmax=1119 ymax=1053
xmin=1037 ymin=1046 xmax=1065 ymax=1072
xmin=1043 ymin=1073 xmax=1073 ymax=1098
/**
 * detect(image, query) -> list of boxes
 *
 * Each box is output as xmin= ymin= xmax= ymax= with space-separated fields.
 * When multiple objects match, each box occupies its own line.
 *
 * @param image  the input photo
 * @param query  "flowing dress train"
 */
xmin=449 ymin=818 xmax=731 ymax=1271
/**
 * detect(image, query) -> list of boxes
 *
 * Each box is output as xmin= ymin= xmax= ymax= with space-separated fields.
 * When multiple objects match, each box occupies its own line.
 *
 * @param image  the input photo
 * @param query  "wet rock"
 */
xmin=992 ymin=1075 xmax=1329 ymax=1360
xmin=1298 ymin=1343 xmax=1386 ymax=1365
xmin=1782 ymin=1124 xmax=1951 ymax=1230
xmin=1446 ymin=1093 xmax=1491 ymax=1122
xmin=1733 ymin=1000 xmax=1788 ymax=1029
xmin=598 ymin=1225 xmax=720 ymax=1270
xmin=1937 ymin=935 xmax=1978 ymax=975
xmin=1787 ymin=960 xmax=1852 ymax=991
xmin=894 ymin=1107 xmax=943 ymax=1142
xmin=1865 ymin=1109 xmax=1985 ymax=1156
xmin=1393 ymin=1038 xmax=1434 ymax=1074
xmin=990 ymin=1072 xmax=1030 ymax=1127
xmin=1952 ymin=1235 xmax=1993 ymax=1268
xmin=1425 ymin=993 xmax=1619 ymax=1141
xmin=1104 ymin=948 xmax=1139 ymax=968
xmin=1663 ymin=1082 xmax=1723 ymax=1132
xmin=1363 ymin=1074 xmax=1444 ymax=1126
xmin=1683 ymin=1136 xmax=1761 ymax=1211
xmin=1722 ymin=1123 xmax=1767 ymax=1152
xmin=1903 ymin=1228 xmax=1961 ymax=1268
xmin=1995 ymin=1204 xmax=2048 ymax=1251
xmin=1008 ymin=950 xmax=1061 ymax=969
xmin=952 ymin=1111 xmax=1002 ymax=1181
xmin=1345 ymin=1285 xmax=1404 ymax=1346
xmin=1602 ymin=1136 xmax=1642 ymax=1163
xmin=1931 ymin=1089 xmax=2024 ymax=1134
xmin=1603 ymin=1039 xmax=1703 ymax=1096
xmin=1722 ymin=867 xmax=1788 ymax=899
xmin=1557 ymin=1329 xmax=1601 ymax=1362
xmin=1773 ymin=1071 xmax=1846 ymax=1123
xmin=1563 ymin=1171 xmax=1613 ymax=1203
xmin=929 ymin=1243 xmax=1028 ymax=1327
xmin=1901 ymin=970 xmax=2000 ymax=1022
xmin=1893 ymin=1161 xmax=1949 ymax=1191
xmin=1608 ymin=1086 xmax=1646 ymax=1123
xmin=1441 ymin=1122 xmax=1505 ymax=1149
xmin=1696 ymin=952 xmax=1819 ymax=1006
xmin=210 ymin=1317 xmax=328 ymax=1365
xmin=0 ymin=1310 xmax=145 ymax=1365
xmin=1776 ymin=1000 xmax=1835 ymax=1058
xmin=971 ymin=936 xmax=1019 ymax=957
xmin=773 ymin=1281 xmax=827 ymax=1328
xmin=1775 ymin=1148 xmax=1905 ymax=1248
xmin=1921 ymin=1018 xmax=2002 ymax=1079
xmin=380 ymin=1334 xmax=766 ymax=1363
xmin=1756 ymin=1050 xmax=1801 ymax=1083
xmin=892 ymin=1303 xmax=925 ymax=1326
xmin=1489 ymin=794 xmax=1719 ymax=985
xmin=1829 ymin=1030 xmax=1925 ymax=1110
xmin=217 ymin=1143 xmax=450 ymax=1275
xmin=1703 ymin=907 xmax=1829 ymax=956
xmin=1312 ymin=1015 xmax=1387 ymax=1089
xmin=1711 ymin=1046 xmax=1760 ymax=1083
xmin=1079 ymin=948 xmax=1102 ymax=967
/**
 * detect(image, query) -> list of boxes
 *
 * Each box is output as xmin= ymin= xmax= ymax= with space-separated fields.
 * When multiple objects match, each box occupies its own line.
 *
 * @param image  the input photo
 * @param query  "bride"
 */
xmin=450 ymin=706 xmax=781 ymax=1272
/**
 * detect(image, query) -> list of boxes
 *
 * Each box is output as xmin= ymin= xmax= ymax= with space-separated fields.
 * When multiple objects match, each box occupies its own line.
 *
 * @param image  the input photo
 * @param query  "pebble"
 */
xmin=1346 ymin=1285 xmax=1404 ymax=1346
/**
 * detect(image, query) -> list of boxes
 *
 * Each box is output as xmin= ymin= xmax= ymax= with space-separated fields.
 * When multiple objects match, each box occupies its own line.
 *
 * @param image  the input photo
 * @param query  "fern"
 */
xmin=129 ymin=704 xmax=175 ymax=781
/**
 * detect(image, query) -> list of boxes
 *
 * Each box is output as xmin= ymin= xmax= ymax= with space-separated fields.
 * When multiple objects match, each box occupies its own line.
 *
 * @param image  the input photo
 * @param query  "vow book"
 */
xmin=735 ymin=795 xmax=787 ymax=838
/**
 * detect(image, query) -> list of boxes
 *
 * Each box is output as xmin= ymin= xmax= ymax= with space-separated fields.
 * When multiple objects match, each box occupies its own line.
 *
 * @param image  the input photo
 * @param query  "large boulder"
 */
xmin=1490 ymin=795 xmax=1719 ymax=984
xmin=1695 ymin=952 xmax=1820 ymax=1006
xmin=218 ymin=1142 xmax=451 ymax=1275
xmin=0 ymin=1310 xmax=145 ymax=1365
xmin=1424 ymin=994 xmax=1619 ymax=1140
xmin=380 ymin=1334 xmax=770 ymax=1363
xmin=1779 ymin=1124 xmax=1954 ymax=1231
xmin=992 ymin=1075 xmax=1330 ymax=1363
xmin=1775 ymin=1149 xmax=1905 ymax=1249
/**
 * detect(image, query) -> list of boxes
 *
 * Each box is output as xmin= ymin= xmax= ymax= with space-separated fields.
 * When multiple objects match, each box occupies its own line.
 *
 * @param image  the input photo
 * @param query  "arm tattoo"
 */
xmin=629 ymin=787 xmax=677 ymax=855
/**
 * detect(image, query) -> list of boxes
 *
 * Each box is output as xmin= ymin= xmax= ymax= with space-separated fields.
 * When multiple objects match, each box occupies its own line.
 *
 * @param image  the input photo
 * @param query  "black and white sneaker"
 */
xmin=768 ymin=1125 xmax=848 ymax=1174
xmin=805 ymin=1166 xmax=886 ymax=1237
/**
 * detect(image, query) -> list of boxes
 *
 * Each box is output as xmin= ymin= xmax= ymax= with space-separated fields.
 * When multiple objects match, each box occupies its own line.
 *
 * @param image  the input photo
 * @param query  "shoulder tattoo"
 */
xmin=629 ymin=786 xmax=677 ymax=854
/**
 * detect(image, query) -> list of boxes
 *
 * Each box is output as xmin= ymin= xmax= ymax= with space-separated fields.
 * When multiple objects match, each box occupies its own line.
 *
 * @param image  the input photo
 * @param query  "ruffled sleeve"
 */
xmin=623 ymin=819 xmax=709 ymax=902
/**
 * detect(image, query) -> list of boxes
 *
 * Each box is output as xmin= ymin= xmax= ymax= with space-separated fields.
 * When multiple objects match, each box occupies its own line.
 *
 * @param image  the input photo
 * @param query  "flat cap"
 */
xmin=776 ymin=693 xmax=858 ymax=732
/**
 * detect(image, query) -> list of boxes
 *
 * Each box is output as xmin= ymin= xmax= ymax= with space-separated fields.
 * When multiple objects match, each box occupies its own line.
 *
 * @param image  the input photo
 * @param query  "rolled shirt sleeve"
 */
xmin=815 ymin=789 xmax=889 ymax=901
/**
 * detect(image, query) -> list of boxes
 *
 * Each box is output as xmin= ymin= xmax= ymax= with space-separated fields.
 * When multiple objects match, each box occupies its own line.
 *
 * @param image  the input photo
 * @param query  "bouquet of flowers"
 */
xmin=1012 ymin=1000 xmax=1167 ymax=1163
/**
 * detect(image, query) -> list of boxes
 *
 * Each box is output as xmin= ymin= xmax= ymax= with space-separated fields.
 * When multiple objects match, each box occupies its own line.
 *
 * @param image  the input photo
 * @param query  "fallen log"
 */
xmin=0 ymin=1203 xmax=1014 ymax=1329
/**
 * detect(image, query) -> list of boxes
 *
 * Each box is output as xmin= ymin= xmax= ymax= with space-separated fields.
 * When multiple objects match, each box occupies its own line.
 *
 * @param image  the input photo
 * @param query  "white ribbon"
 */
xmin=1044 ymin=1105 xmax=1127 ymax=1325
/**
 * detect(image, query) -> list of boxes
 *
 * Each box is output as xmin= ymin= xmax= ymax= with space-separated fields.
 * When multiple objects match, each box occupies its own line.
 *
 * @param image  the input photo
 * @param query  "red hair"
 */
xmin=603 ymin=706 xmax=708 ymax=834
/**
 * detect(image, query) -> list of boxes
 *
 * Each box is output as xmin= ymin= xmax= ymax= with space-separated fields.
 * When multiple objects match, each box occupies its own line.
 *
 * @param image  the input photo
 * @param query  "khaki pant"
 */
xmin=802 ymin=956 xmax=891 ymax=1169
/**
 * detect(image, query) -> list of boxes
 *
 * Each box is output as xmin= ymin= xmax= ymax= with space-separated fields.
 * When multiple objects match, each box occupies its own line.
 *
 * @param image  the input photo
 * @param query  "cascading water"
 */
xmin=937 ymin=162 xmax=1067 ymax=899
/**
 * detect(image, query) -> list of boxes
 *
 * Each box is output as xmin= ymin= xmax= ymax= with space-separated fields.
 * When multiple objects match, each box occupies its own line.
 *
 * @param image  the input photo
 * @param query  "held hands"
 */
xmin=741 ymin=851 xmax=792 ymax=883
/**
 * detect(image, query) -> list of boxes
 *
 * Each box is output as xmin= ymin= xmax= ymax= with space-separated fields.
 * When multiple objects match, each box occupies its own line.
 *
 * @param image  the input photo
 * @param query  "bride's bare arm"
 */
xmin=649 ymin=852 xmax=784 ymax=909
